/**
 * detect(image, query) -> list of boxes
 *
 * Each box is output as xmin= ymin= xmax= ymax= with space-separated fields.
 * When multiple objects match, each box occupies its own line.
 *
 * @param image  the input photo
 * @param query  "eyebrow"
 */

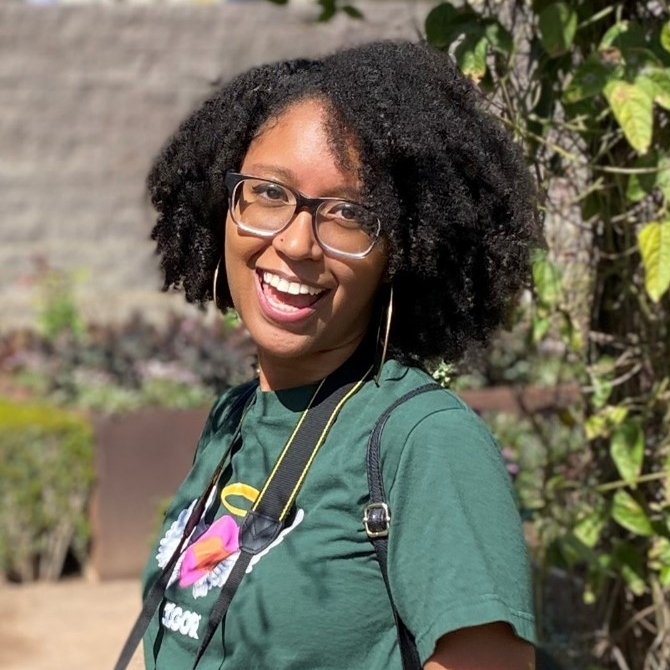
xmin=244 ymin=163 xmax=363 ymax=202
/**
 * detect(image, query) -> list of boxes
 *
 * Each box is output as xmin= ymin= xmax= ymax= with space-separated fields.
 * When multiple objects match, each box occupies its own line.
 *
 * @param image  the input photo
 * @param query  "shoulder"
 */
xmin=194 ymin=380 xmax=258 ymax=460
xmin=372 ymin=361 xmax=497 ymax=456
xmin=207 ymin=380 xmax=257 ymax=429
xmin=362 ymin=362 xmax=510 ymax=497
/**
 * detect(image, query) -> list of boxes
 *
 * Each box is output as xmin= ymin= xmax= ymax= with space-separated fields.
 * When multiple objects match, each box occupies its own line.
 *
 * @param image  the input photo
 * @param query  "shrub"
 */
xmin=0 ymin=312 xmax=256 ymax=414
xmin=0 ymin=398 xmax=94 ymax=581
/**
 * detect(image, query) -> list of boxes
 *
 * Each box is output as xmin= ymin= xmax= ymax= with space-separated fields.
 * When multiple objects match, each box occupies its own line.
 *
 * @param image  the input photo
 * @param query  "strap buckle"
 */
xmin=363 ymin=502 xmax=391 ymax=538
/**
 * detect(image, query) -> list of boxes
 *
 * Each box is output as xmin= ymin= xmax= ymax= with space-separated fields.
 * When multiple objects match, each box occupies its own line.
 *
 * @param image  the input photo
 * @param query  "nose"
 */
xmin=272 ymin=210 xmax=322 ymax=260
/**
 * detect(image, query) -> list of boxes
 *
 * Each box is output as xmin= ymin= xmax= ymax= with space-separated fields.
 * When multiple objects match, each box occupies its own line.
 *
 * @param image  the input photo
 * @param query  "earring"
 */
xmin=374 ymin=285 xmax=393 ymax=386
xmin=212 ymin=258 xmax=222 ymax=309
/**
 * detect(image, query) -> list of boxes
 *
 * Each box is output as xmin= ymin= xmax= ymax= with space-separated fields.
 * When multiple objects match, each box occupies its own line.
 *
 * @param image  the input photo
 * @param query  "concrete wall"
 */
xmin=0 ymin=2 xmax=428 ymax=331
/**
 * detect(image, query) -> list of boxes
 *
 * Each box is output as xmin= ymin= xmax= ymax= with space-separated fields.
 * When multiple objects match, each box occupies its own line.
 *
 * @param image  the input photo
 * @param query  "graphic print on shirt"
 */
xmin=156 ymin=482 xmax=304 ymax=600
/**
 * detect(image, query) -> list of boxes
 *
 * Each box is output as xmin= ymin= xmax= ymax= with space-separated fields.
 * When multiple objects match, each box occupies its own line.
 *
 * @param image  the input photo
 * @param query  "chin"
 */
xmin=253 ymin=330 xmax=322 ymax=361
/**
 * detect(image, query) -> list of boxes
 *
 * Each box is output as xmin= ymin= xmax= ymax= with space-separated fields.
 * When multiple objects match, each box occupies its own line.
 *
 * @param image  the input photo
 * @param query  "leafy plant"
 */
xmin=31 ymin=257 xmax=84 ymax=342
xmin=0 ymin=398 xmax=94 ymax=581
xmin=0 ymin=312 xmax=255 ymax=414
xmin=422 ymin=3 xmax=670 ymax=667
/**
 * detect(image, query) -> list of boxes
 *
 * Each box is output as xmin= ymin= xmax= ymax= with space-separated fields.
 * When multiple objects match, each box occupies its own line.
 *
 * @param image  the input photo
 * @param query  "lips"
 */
xmin=256 ymin=270 xmax=328 ymax=322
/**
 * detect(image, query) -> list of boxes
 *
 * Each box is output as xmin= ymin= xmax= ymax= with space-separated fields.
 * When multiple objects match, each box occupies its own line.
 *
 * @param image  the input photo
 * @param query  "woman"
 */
xmin=135 ymin=40 xmax=541 ymax=670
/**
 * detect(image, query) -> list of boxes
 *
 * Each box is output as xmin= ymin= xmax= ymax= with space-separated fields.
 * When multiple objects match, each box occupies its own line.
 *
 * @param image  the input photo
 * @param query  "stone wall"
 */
xmin=0 ymin=2 xmax=427 ymax=330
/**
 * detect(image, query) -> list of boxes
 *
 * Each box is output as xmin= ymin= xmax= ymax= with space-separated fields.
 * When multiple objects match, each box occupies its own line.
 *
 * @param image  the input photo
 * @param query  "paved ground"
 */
xmin=0 ymin=578 xmax=144 ymax=670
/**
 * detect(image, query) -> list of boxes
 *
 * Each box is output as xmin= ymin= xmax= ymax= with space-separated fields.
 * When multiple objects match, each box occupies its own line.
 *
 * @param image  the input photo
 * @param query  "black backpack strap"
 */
xmin=113 ymin=381 xmax=258 ymax=670
xmin=364 ymin=382 xmax=442 ymax=670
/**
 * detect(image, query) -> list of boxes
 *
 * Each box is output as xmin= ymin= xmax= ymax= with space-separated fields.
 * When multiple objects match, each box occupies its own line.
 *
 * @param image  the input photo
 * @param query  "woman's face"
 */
xmin=224 ymin=99 xmax=387 ymax=388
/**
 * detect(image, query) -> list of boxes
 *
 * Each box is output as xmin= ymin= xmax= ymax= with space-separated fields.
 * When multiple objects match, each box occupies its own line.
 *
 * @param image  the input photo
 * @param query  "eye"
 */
xmin=251 ymin=181 xmax=291 ymax=204
xmin=328 ymin=202 xmax=366 ymax=223
xmin=335 ymin=204 xmax=359 ymax=220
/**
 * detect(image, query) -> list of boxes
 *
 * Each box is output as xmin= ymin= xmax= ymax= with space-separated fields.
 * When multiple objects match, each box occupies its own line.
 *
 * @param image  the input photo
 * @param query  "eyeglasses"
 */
xmin=225 ymin=172 xmax=381 ymax=259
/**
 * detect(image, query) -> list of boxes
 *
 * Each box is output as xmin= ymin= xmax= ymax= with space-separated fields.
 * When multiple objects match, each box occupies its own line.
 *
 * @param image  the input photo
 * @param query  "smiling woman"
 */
xmin=224 ymin=99 xmax=387 ymax=389
xmin=118 ymin=40 xmax=542 ymax=670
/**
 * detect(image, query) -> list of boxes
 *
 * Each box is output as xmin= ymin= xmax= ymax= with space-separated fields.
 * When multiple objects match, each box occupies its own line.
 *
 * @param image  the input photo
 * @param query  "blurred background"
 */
xmin=1 ymin=1 xmax=669 ymax=669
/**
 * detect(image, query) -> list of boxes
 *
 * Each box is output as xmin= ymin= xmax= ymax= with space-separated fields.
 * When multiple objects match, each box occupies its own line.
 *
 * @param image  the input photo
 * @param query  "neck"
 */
xmin=257 ymin=337 xmax=372 ymax=392
xmin=257 ymin=345 xmax=359 ymax=392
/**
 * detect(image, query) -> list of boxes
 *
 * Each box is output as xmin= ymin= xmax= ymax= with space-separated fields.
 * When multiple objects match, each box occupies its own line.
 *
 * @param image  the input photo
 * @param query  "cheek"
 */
xmin=224 ymin=216 xmax=239 ymax=261
xmin=354 ymin=250 xmax=387 ymax=294
xmin=224 ymin=217 xmax=262 ymax=271
xmin=336 ymin=258 xmax=387 ymax=304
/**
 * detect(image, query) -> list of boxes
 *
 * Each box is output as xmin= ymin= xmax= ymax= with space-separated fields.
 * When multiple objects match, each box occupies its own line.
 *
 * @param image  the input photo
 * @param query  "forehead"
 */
xmin=241 ymin=99 xmax=361 ymax=194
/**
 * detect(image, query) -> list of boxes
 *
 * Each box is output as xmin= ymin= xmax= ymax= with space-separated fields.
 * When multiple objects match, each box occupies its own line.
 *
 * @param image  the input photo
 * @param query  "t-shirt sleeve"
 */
xmin=385 ymin=404 xmax=536 ymax=663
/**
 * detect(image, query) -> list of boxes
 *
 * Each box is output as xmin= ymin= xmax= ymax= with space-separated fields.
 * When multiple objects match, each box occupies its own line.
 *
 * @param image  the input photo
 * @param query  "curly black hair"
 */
xmin=148 ymin=40 xmax=542 ymax=367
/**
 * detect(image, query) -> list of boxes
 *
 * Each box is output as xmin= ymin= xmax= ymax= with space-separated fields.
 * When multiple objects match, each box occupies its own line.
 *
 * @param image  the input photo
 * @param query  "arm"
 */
xmin=382 ymin=399 xmax=537 ymax=664
xmin=424 ymin=622 xmax=535 ymax=670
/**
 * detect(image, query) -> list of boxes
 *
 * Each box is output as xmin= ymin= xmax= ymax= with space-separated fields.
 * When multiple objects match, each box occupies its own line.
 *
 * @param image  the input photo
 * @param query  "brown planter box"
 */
xmin=90 ymin=407 xmax=208 ymax=580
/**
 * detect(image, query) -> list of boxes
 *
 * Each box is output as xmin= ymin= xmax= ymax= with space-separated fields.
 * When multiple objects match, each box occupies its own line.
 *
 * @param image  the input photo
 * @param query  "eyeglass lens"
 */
xmin=230 ymin=177 xmax=378 ymax=256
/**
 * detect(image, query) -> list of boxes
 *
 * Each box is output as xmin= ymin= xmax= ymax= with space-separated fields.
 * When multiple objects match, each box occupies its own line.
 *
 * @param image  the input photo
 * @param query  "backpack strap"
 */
xmin=364 ymin=382 xmax=442 ymax=670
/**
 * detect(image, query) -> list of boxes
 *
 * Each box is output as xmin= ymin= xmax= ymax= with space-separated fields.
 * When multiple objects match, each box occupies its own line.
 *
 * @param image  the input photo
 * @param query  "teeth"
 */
xmin=262 ymin=271 xmax=324 ymax=296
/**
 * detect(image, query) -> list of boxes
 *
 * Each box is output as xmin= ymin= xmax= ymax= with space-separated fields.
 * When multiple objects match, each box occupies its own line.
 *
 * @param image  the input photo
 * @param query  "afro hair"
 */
xmin=147 ymin=40 xmax=542 ymax=368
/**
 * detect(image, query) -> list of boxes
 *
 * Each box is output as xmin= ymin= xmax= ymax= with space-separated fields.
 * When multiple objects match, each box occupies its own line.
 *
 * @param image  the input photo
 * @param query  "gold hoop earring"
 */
xmin=212 ymin=258 xmax=222 ymax=310
xmin=374 ymin=285 xmax=393 ymax=386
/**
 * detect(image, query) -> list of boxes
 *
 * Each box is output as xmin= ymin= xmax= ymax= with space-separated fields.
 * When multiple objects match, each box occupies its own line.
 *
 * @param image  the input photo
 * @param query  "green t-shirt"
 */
xmin=142 ymin=360 xmax=535 ymax=670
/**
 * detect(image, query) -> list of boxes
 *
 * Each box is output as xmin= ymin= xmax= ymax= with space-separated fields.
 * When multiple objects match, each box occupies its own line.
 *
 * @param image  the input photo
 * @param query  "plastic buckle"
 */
xmin=363 ymin=502 xmax=391 ymax=538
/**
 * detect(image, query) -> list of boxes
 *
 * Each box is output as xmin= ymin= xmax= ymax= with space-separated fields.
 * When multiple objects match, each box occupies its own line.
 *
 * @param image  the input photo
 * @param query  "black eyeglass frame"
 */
xmin=224 ymin=171 xmax=381 ymax=259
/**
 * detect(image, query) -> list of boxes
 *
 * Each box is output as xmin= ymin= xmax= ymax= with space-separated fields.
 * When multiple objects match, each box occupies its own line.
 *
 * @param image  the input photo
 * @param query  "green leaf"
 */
xmin=585 ymin=405 xmax=628 ymax=440
xmin=585 ymin=414 xmax=607 ymax=440
xmin=627 ymin=152 xmax=670 ymax=203
xmin=558 ymin=312 xmax=583 ymax=351
xmin=615 ymin=542 xmax=648 ymax=595
xmin=591 ymin=376 xmax=613 ymax=410
xmin=425 ymin=3 xmax=462 ymax=49
xmin=603 ymin=79 xmax=654 ymax=154
xmin=649 ymin=536 xmax=670 ymax=580
xmin=638 ymin=220 xmax=670 ymax=302
xmin=640 ymin=67 xmax=670 ymax=110
xmin=574 ymin=510 xmax=606 ymax=548
xmin=661 ymin=21 xmax=670 ymax=54
xmin=602 ymin=405 xmax=629 ymax=427
xmin=600 ymin=21 xmax=646 ymax=51
xmin=557 ymin=533 xmax=602 ymax=569
xmin=341 ymin=4 xmax=363 ymax=19
xmin=610 ymin=421 xmax=645 ymax=487
xmin=317 ymin=0 xmax=337 ymax=22
xmin=455 ymin=34 xmax=488 ymax=81
xmin=563 ymin=54 xmax=612 ymax=103
xmin=483 ymin=19 xmax=513 ymax=55
xmin=624 ymin=48 xmax=663 ymax=79
xmin=532 ymin=249 xmax=562 ymax=306
xmin=627 ymin=152 xmax=660 ymax=203
xmin=532 ymin=315 xmax=550 ymax=343
xmin=612 ymin=490 xmax=654 ymax=537
xmin=538 ymin=2 xmax=578 ymax=57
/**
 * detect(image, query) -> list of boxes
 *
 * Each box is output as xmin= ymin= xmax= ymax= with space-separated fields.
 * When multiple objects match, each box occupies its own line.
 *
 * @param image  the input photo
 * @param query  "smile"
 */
xmin=262 ymin=271 xmax=324 ymax=297
xmin=256 ymin=270 xmax=328 ymax=322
